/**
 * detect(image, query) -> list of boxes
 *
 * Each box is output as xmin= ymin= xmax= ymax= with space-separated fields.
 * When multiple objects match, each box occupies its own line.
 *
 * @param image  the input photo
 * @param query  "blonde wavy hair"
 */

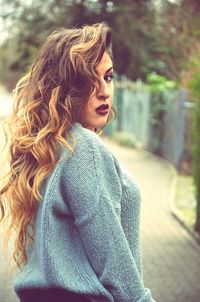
xmin=0 ymin=22 xmax=113 ymax=270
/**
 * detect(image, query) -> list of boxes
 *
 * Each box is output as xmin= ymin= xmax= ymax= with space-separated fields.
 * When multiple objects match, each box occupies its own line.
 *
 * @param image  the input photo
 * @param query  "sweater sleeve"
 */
xmin=61 ymin=133 xmax=156 ymax=302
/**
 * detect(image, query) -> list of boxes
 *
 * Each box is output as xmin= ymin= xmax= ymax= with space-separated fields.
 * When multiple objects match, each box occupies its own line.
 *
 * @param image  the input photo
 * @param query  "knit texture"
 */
xmin=14 ymin=122 xmax=156 ymax=302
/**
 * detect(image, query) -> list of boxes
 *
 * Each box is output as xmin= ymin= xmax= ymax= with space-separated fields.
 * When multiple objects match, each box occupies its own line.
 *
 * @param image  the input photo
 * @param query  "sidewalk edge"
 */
xmin=137 ymin=147 xmax=200 ymax=245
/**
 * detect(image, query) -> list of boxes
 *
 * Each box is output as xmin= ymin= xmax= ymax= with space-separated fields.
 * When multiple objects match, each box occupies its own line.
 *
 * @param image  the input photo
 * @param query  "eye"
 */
xmin=104 ymin=74 xmax=114 ymax=82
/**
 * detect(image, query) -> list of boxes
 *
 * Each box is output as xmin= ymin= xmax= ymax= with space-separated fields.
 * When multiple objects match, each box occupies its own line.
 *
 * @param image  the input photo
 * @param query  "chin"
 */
xmin=84 ymin=115 xmax=109 ymax=131
xmin=95 ymin=119 xmax=108 ymax=130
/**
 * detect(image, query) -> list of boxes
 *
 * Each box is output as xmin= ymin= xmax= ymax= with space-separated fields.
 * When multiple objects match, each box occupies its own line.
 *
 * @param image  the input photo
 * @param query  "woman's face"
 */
xmin=83 ymin=52 xmax=114 ymax=131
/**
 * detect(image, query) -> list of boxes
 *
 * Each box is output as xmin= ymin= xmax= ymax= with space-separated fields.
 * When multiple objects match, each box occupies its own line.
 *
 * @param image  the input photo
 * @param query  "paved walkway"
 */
xmin=0 ymin=87 xmax=200 ymax=302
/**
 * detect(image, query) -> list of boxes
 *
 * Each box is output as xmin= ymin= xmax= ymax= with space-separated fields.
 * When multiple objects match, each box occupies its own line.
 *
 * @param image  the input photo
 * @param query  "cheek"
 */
xmin=85 ymin=98 xmax=94 ymax=115
xmin=88 ymin=92 xmax=96 ymax=106
xmin=110 ymin=84 xmax=114 ymax=102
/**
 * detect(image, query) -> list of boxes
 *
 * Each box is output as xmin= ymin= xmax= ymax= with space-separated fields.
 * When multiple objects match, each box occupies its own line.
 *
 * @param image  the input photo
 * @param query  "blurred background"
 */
xmin=0 ymin=0 xmax=200 ymax=302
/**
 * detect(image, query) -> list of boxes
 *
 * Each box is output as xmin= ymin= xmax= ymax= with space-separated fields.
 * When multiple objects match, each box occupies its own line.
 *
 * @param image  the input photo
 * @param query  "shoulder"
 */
xmin=63 ymin=122 xmax=115 ymax=166
xmin=59 ymin=123 xmax=123 ymax=197
xmin=72 ymin=123 xmax=110 ymax=151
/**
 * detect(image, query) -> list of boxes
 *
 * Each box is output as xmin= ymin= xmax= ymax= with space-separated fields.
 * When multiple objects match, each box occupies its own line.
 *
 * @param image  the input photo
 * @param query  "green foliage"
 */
xmin=175 ymin=175 xmax=196 ymax=229
xmin=147 ymin=72 xmax=178 ymax=93
xmin=158 ymin=0 xmax=200 ymax=81
xmin=111 ymin=0 xmax=160 ymax=80
xmin=2 ymin=0 xmax=200 ymax=87
xmin=0 ymin=34 xmax=39 ymax=90
xmin=189 ymin=71 xmax=200 ymax=233
xmin=189 ymin=73 xmax=200 ymax=99
xmin=0 ymin=0 xmax=162 ymax=88
xmin=112 ymin=132 xmax=137 ymax=148
xmin=147 ymin=72 xmax=178 ymax=154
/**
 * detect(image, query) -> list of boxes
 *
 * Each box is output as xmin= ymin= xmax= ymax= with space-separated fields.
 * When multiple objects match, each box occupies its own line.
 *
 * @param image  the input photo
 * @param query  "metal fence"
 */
xmin=105 ymin=79 xmax=193 ymax=169
xmin=161 ymin=89 xmax=187 ymax=167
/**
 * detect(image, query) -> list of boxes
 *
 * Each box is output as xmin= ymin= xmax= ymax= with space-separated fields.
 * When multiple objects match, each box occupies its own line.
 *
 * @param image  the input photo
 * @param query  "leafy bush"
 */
xmin=147 ymin=72 xmax=178 ymax=155
xmin=189 ymin=71 xmax=200 ymax=233
xmin=147 ymin=72 xmax=178 ymax=93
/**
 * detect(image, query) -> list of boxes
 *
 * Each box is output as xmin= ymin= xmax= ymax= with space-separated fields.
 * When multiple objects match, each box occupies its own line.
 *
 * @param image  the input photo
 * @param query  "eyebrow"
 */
xmin=105 ymin=67 xmax=113 ymax=73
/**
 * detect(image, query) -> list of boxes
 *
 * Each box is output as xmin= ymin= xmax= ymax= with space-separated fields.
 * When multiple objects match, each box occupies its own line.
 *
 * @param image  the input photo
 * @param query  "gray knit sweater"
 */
xmin=14 ymin=122 xmax=156 ymax=302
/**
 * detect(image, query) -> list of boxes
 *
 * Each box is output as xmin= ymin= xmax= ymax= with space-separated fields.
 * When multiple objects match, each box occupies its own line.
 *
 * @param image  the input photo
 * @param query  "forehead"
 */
xmin=96 ymin=52 xmax=113 ymax=74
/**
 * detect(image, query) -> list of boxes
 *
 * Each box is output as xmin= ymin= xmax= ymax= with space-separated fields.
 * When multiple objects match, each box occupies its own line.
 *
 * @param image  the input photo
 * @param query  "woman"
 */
xmin=0 ymin=23 xmax=156 ymax=302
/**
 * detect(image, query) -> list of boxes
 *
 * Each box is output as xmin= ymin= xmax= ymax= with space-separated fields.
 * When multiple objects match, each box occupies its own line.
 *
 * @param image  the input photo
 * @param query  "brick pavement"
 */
xmin=0 ymin=87 xmax=200 ymax=302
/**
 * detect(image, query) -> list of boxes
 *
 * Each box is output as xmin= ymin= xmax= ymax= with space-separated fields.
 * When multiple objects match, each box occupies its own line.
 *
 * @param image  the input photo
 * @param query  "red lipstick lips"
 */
xmin=95 ymin=104 xmax=109 ymax=116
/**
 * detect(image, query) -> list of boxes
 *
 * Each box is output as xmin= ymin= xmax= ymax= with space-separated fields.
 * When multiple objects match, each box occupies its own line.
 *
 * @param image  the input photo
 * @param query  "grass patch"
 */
xmin=175 ymin=175 xmax=196 ymax=228
xmin=112 ymin=132 xmax=137 ymax=148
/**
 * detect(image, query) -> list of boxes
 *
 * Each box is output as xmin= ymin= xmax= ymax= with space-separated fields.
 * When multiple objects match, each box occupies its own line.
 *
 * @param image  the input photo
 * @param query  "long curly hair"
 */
xmin=0 ymin=22 xmax=113 ymax=270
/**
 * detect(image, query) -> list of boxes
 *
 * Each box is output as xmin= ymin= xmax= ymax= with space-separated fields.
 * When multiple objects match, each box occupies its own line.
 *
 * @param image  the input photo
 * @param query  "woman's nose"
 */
xmin=96 ymin=81 xmax=110 ymax=100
